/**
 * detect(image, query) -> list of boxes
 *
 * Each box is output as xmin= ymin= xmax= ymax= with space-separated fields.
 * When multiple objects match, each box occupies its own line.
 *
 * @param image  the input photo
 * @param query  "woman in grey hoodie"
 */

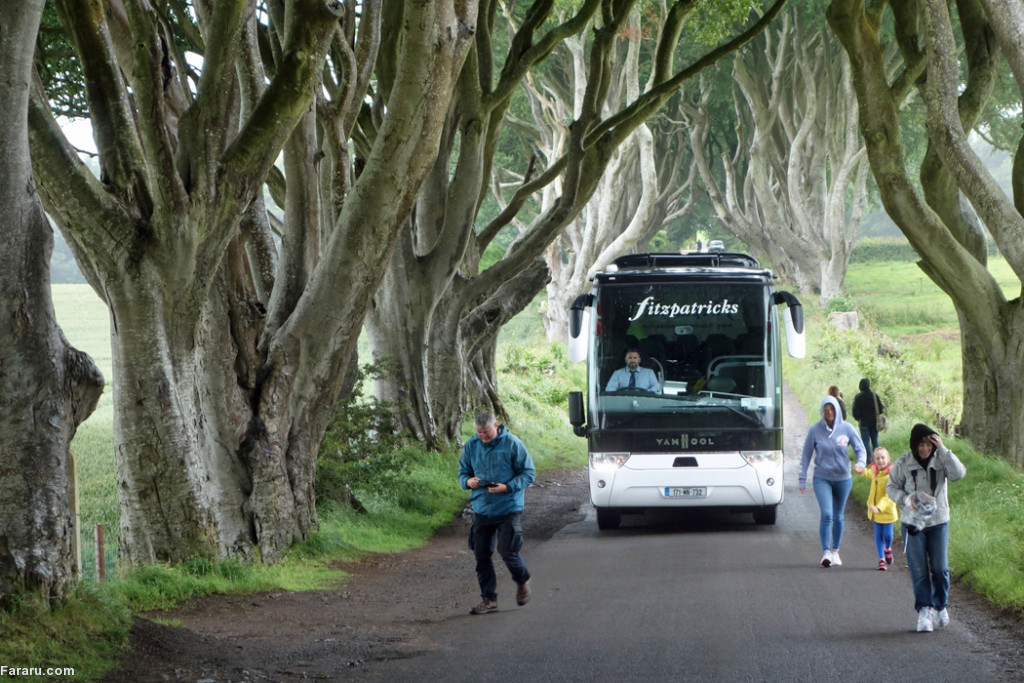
xmin=799 ymin=395 xmax=868 ymax=568
xmin=886 ymin=423 xmax=966 ymax=633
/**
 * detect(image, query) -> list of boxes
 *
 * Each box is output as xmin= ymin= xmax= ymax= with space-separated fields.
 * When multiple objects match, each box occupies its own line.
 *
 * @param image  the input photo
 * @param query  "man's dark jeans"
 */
xmin=860 ymin=425 xmax=880 ymax=460
xmin=470 ymin=511 xmax=530 ymax=601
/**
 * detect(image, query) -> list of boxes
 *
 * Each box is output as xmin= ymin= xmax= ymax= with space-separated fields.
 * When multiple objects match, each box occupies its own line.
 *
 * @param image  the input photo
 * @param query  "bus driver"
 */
xmin=605 ymin=348 xmax=660 ymax=393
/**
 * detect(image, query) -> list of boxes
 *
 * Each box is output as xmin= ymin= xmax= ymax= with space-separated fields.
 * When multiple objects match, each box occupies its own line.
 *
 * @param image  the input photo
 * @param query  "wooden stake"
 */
xmin=95 ymin=524 xmax=105 ymax=582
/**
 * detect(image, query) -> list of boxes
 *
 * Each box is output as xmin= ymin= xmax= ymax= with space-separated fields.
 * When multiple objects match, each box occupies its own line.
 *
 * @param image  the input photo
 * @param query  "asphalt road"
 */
xmin=356 ymin=392 xmax=1016 ymax=682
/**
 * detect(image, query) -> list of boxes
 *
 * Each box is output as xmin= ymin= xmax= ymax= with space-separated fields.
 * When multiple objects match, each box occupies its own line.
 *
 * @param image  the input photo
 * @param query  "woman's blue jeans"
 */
xmin=813 ymin=477 xmax=853 ymax=552
xmin=903 ymin=522 xmax=950 ymax=611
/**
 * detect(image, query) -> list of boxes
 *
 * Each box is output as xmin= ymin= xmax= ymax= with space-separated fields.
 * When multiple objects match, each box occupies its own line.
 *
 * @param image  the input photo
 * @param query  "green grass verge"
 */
xmin=0 ymin=586 xmax=130 ymax=682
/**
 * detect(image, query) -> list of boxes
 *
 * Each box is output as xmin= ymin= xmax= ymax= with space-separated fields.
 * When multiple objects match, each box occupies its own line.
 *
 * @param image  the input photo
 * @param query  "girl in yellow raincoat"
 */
xmin=860 ymin=447 xmax=898 ymax=570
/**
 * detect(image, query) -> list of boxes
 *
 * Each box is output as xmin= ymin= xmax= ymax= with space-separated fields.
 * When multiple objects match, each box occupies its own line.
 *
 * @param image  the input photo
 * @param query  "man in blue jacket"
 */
xmin=458 ymin=411 xmax=536 ymax=614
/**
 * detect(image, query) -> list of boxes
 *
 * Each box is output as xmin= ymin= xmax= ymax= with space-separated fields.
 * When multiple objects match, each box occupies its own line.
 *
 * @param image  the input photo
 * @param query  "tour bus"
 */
xmin=567 ymin=252 xmax=805 ymax=529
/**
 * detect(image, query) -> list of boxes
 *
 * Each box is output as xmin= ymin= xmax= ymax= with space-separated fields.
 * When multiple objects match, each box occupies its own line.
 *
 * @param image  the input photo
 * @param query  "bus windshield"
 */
xmin=591 ymin=280 xmax=780 ymax=431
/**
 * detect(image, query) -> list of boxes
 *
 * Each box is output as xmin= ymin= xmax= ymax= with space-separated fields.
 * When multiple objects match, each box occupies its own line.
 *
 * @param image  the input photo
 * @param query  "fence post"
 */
xmin=95 ymin=524 xmax=105 ymax=583
xmin=69 ymin=451 xmax=82 ymax=575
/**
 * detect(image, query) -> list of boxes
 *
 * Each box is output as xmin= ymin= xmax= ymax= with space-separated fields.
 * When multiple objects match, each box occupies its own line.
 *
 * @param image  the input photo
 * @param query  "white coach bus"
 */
xmin=567 ymin=252 xmax=805 ymax=529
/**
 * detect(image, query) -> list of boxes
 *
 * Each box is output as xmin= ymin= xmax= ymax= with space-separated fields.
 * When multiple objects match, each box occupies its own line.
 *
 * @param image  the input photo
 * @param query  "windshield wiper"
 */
xmin=722 ymin=404 xmax=765 ymax=427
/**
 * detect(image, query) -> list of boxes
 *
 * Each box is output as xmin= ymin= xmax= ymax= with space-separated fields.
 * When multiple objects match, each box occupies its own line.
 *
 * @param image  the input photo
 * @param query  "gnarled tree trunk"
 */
xmin=0 ymin=0 xmax=104 ymax=604
xmin=30 ymin=1 xmax=476 ymax=565
xmin=829 ymin=0 xmax=1024 ymax=466
xmin=690 ymin=7 xmax=869 ymax=301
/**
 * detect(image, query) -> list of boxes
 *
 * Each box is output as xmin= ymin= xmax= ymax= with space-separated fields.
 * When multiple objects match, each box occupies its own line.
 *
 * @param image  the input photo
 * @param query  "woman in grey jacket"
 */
xmin=799 ymin=395 xmax=867 ymax=568
xmin=886 ymin=423 xmax=967 ymax=633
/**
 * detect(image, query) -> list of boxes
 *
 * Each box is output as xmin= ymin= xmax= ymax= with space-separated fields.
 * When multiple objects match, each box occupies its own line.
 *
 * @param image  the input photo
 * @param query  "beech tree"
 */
xmin=366 ymin=0 xmax=789 ymax=442
xmin=0 ymin=0 xmax=103 ymax=604
xmin=828 ymin=0 xmax=1024 ymax=465
xmin=688 ymin=4 xmax=869 ymax=301
xmin=28 ymin=1 xmax=476 ymax=565
xmin=529 ymin=15 xmax=701 ymax=341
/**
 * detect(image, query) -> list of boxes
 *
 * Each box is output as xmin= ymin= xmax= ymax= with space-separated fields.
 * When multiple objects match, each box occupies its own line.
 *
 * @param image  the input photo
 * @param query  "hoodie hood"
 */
xmin=910 ymin=423 xmax=939 ymax=453
xmin=819 ymin=395 xmax=846 ymax=430
xmin=799 ymin=394 xmax=866 ymax=483
xmin=859 ymin=378 xmax=871 ymax=392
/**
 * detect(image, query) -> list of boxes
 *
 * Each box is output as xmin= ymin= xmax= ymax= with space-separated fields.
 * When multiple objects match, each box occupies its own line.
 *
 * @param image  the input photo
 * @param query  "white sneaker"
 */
xmin=917 ymin=607 xmax=934 ymax=632
xmin=935 ymin=607 xmax=950 ymax=628
xmin=830 ymin=551 xmax=842 ymax=566
xmin=821 ymin=551 xmax=832 ymax=567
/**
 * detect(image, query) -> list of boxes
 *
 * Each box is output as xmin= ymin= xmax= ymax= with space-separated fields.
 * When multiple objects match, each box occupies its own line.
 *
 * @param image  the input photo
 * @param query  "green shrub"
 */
xmin=315 ymin=360 xmax=411 ymax=508
xmin=850 ymin=236 xmax=998 ymax=264
xmin=0 ymin=584 xmax=130 ymax=681
xmin=823 ymin=294 xmax=858 ymax=315
xmin=850 ymin=237 xmax=919 ymax=263
xmin=502 ymin=344 xmax=557 ymax=375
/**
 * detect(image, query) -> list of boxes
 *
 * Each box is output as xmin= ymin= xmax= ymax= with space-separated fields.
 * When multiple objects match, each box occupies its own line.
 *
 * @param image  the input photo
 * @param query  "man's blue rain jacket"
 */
xmin=458 ymin=425 xmax=535 ymax=517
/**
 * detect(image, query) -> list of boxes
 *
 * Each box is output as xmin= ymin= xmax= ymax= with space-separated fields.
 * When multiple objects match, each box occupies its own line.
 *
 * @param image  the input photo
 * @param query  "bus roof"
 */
xmin=595 ymin=252 xmax=776 ymax=284
xmin=611 ymin=252 xmax=761 ymax=270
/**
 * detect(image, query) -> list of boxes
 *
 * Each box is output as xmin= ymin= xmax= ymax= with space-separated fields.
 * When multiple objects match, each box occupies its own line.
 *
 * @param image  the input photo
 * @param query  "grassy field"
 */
xmin=50 ymin=285 xmax=118 ymax=582
xmin=839 ymin=257 xmax=1019 ymax=419
xmin=841 ymin=257 xmax=1019 ymax=336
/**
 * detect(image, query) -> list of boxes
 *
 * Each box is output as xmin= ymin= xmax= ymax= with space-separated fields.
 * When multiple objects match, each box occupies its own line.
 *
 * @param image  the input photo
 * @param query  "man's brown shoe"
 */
xmin=470 ymin=599 xmax=498 ymax=614
xmin=516 ymin=580 xmax=531 ymax=606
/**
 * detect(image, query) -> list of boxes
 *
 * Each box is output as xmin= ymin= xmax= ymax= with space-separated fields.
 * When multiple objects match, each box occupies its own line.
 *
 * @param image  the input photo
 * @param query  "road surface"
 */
xmin=355 ymin=390 xmax=1016 ymax=682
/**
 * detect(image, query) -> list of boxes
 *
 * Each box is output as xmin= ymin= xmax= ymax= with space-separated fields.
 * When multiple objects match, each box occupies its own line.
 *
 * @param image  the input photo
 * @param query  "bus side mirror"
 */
xmin=783 ymin=307 xmax=806 ymax=358
xmin=568 ymin=294 xmax=592 ymax=363
xmin=774 ymin=291 xmax=805 ymax=359
xmin=568 ymin=391 xmax=587 ymax=437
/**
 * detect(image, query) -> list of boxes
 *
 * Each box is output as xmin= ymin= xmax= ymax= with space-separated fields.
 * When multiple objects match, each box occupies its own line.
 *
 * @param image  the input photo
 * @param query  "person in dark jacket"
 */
xmin=852 ymin=378 xmax=885 ymax=459
xmin=886 ymin=423 xmax=966 ymax=633
xmin=458 ymin=411 xmax=535 ymax=614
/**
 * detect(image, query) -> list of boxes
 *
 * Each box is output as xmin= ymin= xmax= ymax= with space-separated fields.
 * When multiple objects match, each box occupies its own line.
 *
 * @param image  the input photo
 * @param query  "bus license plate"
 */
xmin=664 ymin=486 xmax=706 ymax=499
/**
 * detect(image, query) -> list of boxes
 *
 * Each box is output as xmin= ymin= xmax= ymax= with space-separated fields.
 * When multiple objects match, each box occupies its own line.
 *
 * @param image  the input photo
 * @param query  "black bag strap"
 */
xmin=910 ymin=467 xmax=937 ymax=495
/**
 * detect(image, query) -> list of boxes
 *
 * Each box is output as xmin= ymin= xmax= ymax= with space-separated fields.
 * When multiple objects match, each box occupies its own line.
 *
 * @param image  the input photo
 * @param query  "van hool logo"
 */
xmin=628 ymin=296 xmax=739 ymax=321
xmin=656 ymin=434 xmax=715 ymax=449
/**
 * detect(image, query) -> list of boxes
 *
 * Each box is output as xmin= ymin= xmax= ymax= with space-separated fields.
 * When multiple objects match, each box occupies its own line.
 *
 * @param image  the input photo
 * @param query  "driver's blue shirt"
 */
xmin=605 ymin=366 xmax=659 ymax=392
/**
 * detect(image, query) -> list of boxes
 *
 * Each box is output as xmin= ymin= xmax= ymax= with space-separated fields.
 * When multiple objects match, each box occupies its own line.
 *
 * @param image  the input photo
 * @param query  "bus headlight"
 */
xmin=590 ymin=452 xmax=629 ymax=471
xmin=742 ymin=450 xmax=783 ymax=470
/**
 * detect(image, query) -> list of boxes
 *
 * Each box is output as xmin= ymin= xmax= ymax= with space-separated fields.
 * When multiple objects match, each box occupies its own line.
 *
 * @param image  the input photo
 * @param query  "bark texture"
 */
xmin=0 ymin=0 xmax=104 ymax=605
